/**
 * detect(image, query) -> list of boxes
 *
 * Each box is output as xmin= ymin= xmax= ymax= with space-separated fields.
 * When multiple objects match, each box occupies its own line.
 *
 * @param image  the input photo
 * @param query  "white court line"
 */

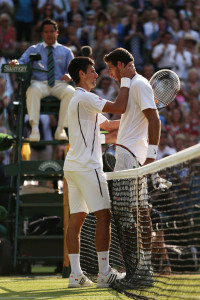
xmin=0 ymin=297 xmax=116 ymax=299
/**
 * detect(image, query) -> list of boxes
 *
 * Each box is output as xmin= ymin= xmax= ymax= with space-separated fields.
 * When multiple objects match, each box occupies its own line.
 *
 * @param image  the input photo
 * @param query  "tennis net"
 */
xmin=80 ymin=144 xmax=200 ymax=299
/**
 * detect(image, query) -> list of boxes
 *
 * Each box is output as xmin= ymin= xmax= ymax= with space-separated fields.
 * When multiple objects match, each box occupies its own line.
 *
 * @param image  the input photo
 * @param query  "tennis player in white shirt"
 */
xmin=104 ymin=48 xmax=161 ymax=287
xmin=63 ymin=56 xmax=134 ymax=288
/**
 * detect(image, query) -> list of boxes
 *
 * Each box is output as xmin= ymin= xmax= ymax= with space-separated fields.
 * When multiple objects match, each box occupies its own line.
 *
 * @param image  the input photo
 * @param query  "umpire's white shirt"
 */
xmin=64 ymin=87 xmax=107 ymax=171
xmin=117 ymin=74 xmax=156 ymax=164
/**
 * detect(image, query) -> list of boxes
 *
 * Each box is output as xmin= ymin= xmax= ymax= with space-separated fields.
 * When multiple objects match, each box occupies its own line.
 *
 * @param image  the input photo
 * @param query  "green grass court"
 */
xmin=0 ymin=275 xmax=200 ymax=300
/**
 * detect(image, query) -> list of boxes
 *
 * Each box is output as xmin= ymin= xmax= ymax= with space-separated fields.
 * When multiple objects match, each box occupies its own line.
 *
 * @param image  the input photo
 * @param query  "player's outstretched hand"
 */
xmin=121 ymin=62 xmax=135 ymax=79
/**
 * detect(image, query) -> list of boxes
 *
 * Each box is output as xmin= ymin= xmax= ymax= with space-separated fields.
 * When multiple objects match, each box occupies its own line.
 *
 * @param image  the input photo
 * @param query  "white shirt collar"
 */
xmin=43 ymin=42 xmax=58 ymax=48
xmin=75 ymin=87 xmax=87 ymax=92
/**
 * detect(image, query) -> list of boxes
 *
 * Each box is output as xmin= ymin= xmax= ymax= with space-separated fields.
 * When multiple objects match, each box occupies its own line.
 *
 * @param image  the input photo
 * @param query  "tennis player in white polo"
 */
xmin=104 ymin=48 xmax=161 ymax=288
xmin=63 ymin=56 xmax=134 ymax=288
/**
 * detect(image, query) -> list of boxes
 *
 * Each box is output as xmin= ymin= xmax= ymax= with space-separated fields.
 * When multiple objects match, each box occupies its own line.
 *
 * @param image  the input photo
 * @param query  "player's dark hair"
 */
xmin=68 ymin=57 xmax=94 ymax=84
xmin=104 ymin=48 xmax=134 ymax=66
xmin=40 ymin=18 xmax=58 ymax=32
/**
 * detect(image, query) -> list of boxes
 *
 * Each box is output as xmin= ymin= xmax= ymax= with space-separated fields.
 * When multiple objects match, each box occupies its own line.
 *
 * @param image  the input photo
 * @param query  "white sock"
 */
xmin=31 ymin=123 xmax=39 ymax=130
xmin=68 ymin=254 xmax=82 ymax=276
xmin=97 ymin=251 xmax=109 ymax=275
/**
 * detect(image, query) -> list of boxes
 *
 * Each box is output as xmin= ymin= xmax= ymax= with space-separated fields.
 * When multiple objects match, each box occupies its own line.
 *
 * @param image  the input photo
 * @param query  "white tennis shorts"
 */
xmin=64 ymin=168 xmax=111 ymax=214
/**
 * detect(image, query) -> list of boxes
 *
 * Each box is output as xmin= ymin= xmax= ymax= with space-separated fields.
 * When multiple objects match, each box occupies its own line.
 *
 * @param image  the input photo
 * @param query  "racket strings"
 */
xmin=150 ymin=69 xmax=180 ymax=109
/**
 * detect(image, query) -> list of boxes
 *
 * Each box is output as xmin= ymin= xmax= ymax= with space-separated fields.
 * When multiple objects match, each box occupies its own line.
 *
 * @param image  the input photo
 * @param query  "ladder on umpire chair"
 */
xmin=1 ymin=64 xmax=70 ymax=276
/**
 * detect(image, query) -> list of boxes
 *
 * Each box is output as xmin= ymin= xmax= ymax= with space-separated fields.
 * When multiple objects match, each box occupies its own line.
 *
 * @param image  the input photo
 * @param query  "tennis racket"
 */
xmin=149 ymin=69 xmax=180 ymax=110
xmin=103 ymin=143 xmax=141 ymax=172
xmin=104 ymin=143 xmax=172 ymax=190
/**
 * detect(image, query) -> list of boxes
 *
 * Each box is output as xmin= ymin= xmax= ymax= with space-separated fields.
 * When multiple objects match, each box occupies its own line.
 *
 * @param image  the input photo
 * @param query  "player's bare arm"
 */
xmin=100 ymin=119 xmax=120 ymax=132
xmin=102 ymin=62 xmax=134 ymax=115
xmin=143 ymin=108 xmax=161 ymax=165
xmin=100 ymin=119 xmax=120 ymax=144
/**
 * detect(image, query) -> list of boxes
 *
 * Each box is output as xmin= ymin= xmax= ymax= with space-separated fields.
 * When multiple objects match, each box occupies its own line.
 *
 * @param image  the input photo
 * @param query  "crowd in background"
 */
xmin=0 ymin=0 xmax=200 ymax=168
xmin=0 ymin=0 xmax=199 ymax=273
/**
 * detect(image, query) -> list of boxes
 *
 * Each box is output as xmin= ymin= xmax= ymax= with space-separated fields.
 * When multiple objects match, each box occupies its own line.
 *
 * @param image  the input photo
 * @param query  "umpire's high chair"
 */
xmin=2 ymin=63 xmax=70 ymax=276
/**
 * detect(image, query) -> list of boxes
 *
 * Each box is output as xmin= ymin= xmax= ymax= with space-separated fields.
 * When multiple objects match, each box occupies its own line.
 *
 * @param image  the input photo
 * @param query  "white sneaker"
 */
xmin=54 ymin=127 xmax=68 ymax=140
xmin=68 ymin=273 xmax=93 ymax=288
xmin=97 ymin=267 xmax=126 ymax=288
xmin=29 ymin=127 xmax=40 ymax=142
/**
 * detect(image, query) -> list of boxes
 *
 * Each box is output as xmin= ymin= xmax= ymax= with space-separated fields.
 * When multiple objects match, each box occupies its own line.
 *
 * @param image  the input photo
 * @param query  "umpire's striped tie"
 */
xmin=47 ymin=46 xmax=55 ymax=87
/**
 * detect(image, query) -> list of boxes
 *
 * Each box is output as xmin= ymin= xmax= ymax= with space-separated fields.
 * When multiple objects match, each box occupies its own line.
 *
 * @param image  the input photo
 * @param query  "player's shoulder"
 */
xmin=131 ymin=73 xmax=151 ymax=87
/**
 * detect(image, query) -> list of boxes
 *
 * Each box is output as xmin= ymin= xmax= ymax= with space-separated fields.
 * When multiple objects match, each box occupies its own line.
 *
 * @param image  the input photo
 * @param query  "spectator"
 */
xmin=184 ymin=33 xmax=199 ymax=69
xmin=157 ymin=129 xmax=176 ymax=160
xmin=177 ymin=18 xmax=200 ymax=42
xmin=176 ymin=81 xmax=189 ymax=114
xmin=80 ymin=10 xmax=96 ymax=47
xmin=163 ymin=7 xmax=177 ymax=27
xmin=174 ymin=133 xmax=187 ymax=152
xmin=186 ymin=68 xmax=200 ymax=93
xmin=15 ymin=0 xmax=34 ymax=43
xmin=56 ymin=17 xmax=67 ymax=43
xmin=168 ymin=17 xmax=181 ymax=42
xmin=124 ymin=11 xmax=144 ymax=72
xmin=179 ymin=0 xmax=194 ymax=21
xmin=108 ymin=9 xmax=125 ymax=48
xmin=143 ymin=63 xmax=155 ymax=81
xmin=67 ymin=0 xmax=84 ymax=25
xmin=165 ymin=107 xmax=185 ymax=139
xmin=173 ymin=0 xmax=185 ymax=16
xmin=188 ymin=98 xmax=200 ymax=137
xmin=192 ymin=4 xmax=200 ymax=31
xmin=38 ymin=0 xmax=70 ymax=27
xmin=0 ymin=13 xmax=16 ymax=57
xmin=63 ymin=23 xmax=81 ymax=52
xmin=0 ymin=49 xmax=14 ymax=100
xmin=143 ymin=9 xmax=159 ymax=63
xmin=33 ymin=4 xmax=54 ymax=42
xmin=54 ymin=0 xmax=71 ymax=27
xmin=152 ymin=31 xmax=176 ymax=70
xmin=150 ymin=206 xmax=172 ymax=276
xmin=132 ymin=0 xmax=152 ymax=15
xmin=9 ymin=18 xmax=75 ymax=142
xmin=0 ymin=77 xmax=13 ymax=133
xmin=91 ymin=27 xmax=109 ymax=73
xmin=121 ymin=5 xmax=135 ymax=27
xmin=0 ymin=0 xmax=14 ymax=17
xmin=151 ymin=18 xmax=168 ymax=49
xmin=96 ymin=9 xmax=110 ymax=28
xmin=169 ymin=37 xmax=192 ymax=82
xmin=72 ymin=13 xmax=88 ymax=46
xmin=90 ymin=0 xmax=102 ymax=15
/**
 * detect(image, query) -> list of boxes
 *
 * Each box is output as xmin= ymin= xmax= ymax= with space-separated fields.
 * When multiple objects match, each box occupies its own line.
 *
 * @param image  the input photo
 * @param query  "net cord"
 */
xmin=106 ymin=144 xmax=200 ymax=180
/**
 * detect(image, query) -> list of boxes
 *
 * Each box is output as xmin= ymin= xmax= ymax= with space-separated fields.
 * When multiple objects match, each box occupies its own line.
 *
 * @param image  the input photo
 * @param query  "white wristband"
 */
xmin=100 ymin=134 xmax=106 ymax=144
xmin=120 ymin=77 xmax=131 ymax=88
xmin=147 ymin=144 xmax=158 ymax=159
